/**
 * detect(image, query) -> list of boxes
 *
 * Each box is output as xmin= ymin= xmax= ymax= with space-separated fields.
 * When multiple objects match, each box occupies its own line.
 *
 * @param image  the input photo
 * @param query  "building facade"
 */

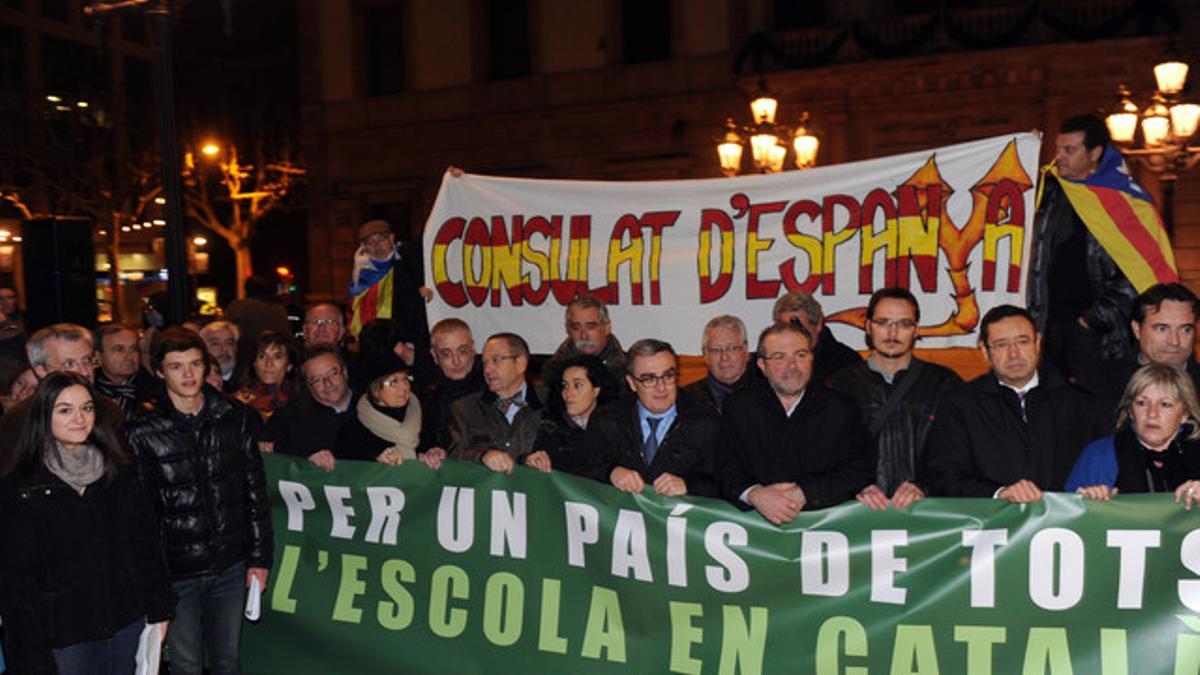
xmin=298 ymin=1 xmax=1200 ymax=305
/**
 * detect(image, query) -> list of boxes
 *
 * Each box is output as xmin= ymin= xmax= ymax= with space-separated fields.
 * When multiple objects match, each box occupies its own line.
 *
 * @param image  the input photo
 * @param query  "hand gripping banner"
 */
xmin=422 ymin=133 xmax=1041 ymax=353
xmin=244 ymin=454 xmax=1200 ymax=674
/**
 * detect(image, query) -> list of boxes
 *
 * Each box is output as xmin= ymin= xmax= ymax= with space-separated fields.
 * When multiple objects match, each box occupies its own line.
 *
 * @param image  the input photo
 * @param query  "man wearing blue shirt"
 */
xmin=590 ymin=339 xmax=720 ymax=498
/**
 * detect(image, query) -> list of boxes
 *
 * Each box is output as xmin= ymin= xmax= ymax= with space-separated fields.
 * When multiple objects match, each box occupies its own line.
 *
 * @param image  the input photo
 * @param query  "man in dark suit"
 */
xmin=682 ymin=314 xmax=757 ymax=414
xmin=590 ymin=339 xmax=719 ymax=498
xmin=924 ymin=305 xmax=1104 ymax=502
xmin=718 ymin=321 xmax=875 ymax=524
xmin=1076 ymin=283 xmax=1200 ymax=426
xmin=448 ymin=333 xmax=543 ymax=472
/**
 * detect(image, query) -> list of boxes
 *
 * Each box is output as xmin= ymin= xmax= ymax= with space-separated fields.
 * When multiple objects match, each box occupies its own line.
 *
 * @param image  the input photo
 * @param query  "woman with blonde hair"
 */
xmin=1066 ymin=364 xmax=1200 ymax=508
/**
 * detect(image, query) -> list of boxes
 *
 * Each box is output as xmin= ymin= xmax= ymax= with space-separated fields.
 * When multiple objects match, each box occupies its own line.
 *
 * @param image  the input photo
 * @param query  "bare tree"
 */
xmin=182 ymin=140 xmax=305 ymax=298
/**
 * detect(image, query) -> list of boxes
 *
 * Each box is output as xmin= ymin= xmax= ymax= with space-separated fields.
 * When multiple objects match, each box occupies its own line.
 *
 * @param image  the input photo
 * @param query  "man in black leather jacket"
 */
xmin=1027 ymin=115 xmax=1138 ymax=376
xmin=828 ymin=288 xmax=961 ymax=509
xmin=125 ymin=327 xmax=272 ymax=675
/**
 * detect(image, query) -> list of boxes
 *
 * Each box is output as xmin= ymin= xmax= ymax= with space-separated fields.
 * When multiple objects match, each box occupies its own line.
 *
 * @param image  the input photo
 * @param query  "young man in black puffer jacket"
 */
xmin=125 ymin=327 xmax=273 ymax=675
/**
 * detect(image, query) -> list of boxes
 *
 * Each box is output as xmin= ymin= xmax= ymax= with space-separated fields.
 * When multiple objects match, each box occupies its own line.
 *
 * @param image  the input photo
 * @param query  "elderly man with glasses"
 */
xmin=589 ymin=338 xmax=720 ymax=498
xmin=717 ymin=321 xmax=875 ymax=524
xmin=448 ymin=333 xmax=544 ymax=472
xmin=682 ymin=314 xmax=759 ymax=414
xmin=263 ymin=346 xmax=355 ymax=471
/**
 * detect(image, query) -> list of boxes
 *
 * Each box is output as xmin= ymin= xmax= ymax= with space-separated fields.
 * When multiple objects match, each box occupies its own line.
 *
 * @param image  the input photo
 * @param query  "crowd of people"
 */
xmin=0 ymin=114 xmax=1196 ymax=673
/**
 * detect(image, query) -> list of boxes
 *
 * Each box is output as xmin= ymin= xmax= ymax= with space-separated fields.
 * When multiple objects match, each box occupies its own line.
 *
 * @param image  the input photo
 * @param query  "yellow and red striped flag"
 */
xmin=1039 ymin=145 xmax=1177 ymax=292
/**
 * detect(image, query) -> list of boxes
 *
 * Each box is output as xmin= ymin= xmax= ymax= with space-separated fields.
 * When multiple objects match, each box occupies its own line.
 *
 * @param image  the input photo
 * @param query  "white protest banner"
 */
xmin=423 ymin=133 xmax=1040 ymax=354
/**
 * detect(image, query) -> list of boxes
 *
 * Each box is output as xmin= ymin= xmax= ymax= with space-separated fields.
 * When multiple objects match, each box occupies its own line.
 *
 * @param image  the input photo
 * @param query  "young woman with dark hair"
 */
xmin=0 ymin=371 xmax=175 ymax=674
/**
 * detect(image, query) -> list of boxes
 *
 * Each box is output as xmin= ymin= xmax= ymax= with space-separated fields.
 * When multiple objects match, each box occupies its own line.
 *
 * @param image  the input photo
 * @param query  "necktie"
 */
xmin=496 ymin=393 xmax=525 ymax=413
xmin=1017 ymin=390 xmax=1028 ymax=422
xmin=644 ymin=416 xmax=662 ymax=464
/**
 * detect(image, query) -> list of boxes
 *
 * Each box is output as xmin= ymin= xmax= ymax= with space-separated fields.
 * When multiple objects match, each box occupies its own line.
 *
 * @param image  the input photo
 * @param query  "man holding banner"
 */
xmin=924 ymin=305 xmax=1103 ymax=501
xmin=590 ymin=338 xmax=720 ymax=498
xmin=1027 ymin=114 xmax=1178 ymax=376
xmin=718 ymin=321 xmax=875 ymax=523
xmin=348 ymin=219 xmax=431 ymax=357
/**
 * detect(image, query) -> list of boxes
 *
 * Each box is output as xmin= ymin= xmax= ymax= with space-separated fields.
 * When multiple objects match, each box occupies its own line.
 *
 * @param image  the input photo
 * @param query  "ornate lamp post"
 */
xmin=717 ymin=80 xmax=820 ymax=177
xmin=1105 ymin=50 xmax=1200 ymax=238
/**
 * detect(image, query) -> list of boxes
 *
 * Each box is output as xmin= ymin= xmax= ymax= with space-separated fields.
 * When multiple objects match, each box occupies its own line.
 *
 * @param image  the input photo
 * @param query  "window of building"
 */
xmin=42 ymin=35 xmax=108 ymax=122
xmin=364 ymin=4 xmax=405 ymax=96
xmin=486 ymin=0 xmax=530 ymax=80
xmin=622 ymin=0 xmax=670 ymax=64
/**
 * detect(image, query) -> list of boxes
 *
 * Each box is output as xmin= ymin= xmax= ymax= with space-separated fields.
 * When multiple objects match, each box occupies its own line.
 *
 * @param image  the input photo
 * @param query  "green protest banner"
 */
xmin=242 ymin=453 xmax=1200 ymax=674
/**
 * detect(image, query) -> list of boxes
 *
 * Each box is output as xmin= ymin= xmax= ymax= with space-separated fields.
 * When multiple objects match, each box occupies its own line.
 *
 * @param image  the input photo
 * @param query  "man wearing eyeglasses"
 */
xmin=924 ymin=305 xmax=1102 ymax=502
xmin=264 ymin=347 xmax=355 ymax=471
xmin=421 ymin=318 xmax=485 ymax=452
xmin=828 ymin=288 xmax=961 ymax=510
xmin=449 ymin=333 xmax=543 ymax=471
xmin=590 ymin=339 xmax=720 ymax=497
xmin=301 ymin=303 xmax=347 ymax=351
xmin=683 ymin=315 xmax=758 ymax=413
xmin=717 ymin=321 xmax=875 ymax=524
xmin=0 ymin=323 xmax=125 ymax=459
xmin=541 ymin=296 xmax=628 ymax=397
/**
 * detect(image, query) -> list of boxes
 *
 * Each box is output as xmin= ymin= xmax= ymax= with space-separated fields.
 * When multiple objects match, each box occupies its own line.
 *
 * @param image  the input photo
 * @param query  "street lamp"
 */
xmin=716 ymin=79 xmax=820 ymax=176
xmin=1105 ymin=48 xmax=1200 ymax=238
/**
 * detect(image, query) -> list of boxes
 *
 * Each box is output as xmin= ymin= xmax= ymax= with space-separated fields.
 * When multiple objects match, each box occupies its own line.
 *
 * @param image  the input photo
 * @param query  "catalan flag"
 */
xmin=348 ymin=259 xmax=395 ymax=336
xmin=1039 ymin=145 xmax=1178 ymax=292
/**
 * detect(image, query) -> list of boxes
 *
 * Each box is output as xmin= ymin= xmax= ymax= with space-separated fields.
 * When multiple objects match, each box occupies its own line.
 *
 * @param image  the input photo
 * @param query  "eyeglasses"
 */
xmin=381 ymin=374 xmax=412 ymax=388
xmin=305 ymin=318 xmax=340 ymax=328
xmin=306 ymin=366 xmax=345 ymax=387
xmin=870 ymin=318 xmax=917 ymax=330
xmin=760 ymin=350 xmax=812 ymax=363
xmin=704 ymin=343 xmax=747 ymax=358
xmin=434 ymin=346 xmax=474 ymax=361
xmin=631 ymin=369 xmax=678 ymax=387
xmin=483 ymin=354 xmax=520 ymax=367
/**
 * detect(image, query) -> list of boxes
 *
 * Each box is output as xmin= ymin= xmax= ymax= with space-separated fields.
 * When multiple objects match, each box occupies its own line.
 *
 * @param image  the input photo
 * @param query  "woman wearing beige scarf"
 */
xmin=335 ymin=358 xmax=446 ymax=470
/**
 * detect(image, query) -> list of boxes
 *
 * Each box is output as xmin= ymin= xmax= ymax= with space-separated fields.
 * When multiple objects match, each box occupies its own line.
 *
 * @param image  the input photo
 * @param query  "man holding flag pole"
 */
xmin=1026 ymin=114 xmax=1179 ymax=379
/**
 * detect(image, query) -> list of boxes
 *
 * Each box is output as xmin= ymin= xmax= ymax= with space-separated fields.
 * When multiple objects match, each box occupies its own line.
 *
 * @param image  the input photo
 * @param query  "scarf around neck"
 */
xmin=357 ymin=393 xmax=422 ymax=459
xmin=44 ymin=441 xmax=107 ymax=495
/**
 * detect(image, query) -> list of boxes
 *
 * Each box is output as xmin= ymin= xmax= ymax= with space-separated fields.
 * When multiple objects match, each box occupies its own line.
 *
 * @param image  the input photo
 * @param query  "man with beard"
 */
xmin=717 ymin=321 xmax=875 ymax=524
xmin=541 ymin=296 xmax=627 ymax=396
xmin=199 ymin=320 xmax=240 ymax=393
xmin=828 ymin=288 xmax=961 ymax=509
xmin=925 ymin=305 xmax=1103 ymax=501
